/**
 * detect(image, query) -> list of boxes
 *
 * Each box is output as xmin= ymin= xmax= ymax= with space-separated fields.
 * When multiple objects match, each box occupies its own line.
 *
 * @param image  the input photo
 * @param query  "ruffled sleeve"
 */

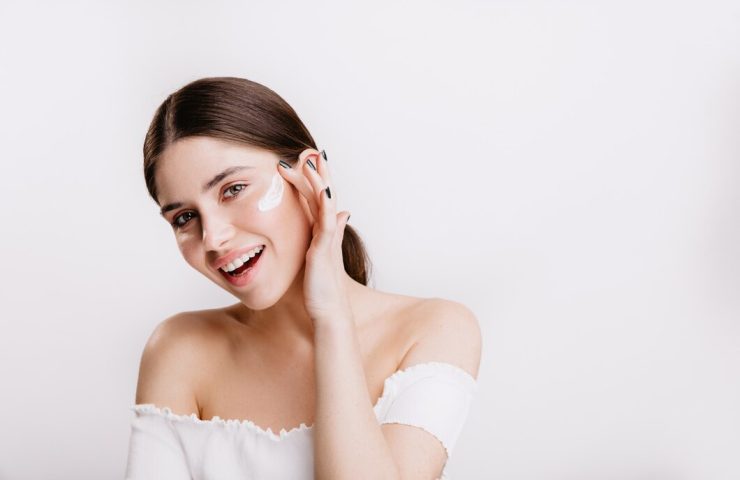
xmin=373 ymin=361 xmax=478 ymax=460
xmin=124 ymin=404 xmax=192 ymax=480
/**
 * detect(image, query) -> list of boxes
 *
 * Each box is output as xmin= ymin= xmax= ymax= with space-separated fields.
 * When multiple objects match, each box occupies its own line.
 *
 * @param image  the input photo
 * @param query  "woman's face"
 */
xmin=155 ymin=136 xmax=313 ymax=308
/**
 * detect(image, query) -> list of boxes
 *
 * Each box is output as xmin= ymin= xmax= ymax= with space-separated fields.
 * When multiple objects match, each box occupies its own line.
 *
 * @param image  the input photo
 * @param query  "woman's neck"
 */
xmin=230 ymin=269 xmax=369 ymax=349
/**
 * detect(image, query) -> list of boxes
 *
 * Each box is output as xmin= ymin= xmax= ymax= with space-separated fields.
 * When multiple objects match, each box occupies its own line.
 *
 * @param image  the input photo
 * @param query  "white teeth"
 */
xmin=220 ymin=245 xmax=264 ymax=272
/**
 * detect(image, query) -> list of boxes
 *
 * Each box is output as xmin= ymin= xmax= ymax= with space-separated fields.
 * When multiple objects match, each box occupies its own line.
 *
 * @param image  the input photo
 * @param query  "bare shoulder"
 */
xmin=400 ymin=297 xmax=482 ymax=380
xmin=134 ymin=310 xmax=227 ymax=416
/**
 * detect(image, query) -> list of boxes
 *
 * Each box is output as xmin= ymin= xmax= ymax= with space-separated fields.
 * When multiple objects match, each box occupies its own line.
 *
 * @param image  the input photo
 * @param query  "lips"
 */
xmin=224 ymin=249 xmax=262 ymax=276
xmin=212 ymin=243 xmax=265 ymax=271
xmin=217 ymin=246 xmax=265 ymax=287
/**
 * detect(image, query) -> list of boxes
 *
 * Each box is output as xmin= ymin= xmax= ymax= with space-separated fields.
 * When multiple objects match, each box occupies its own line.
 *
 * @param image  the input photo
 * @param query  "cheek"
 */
xmin=174 ymin=235 xmax=204 ymax=269
xmin=257 ymin=172 xmax=284 ymax=212
xmin=175 ymin=228 xmax=200 ymax=248
xmin=254 ymin=178 xmax=312 ymax=241
xmin=251 ymin=173 xmax=309 ymax=225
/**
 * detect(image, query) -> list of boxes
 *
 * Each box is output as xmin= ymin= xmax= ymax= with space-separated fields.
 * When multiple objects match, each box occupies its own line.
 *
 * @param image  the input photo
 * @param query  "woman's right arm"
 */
xmin=125 ymin=314 xmax=202 ymax=480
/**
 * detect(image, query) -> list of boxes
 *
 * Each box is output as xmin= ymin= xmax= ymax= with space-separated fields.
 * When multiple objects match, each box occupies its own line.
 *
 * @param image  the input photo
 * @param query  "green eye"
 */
xmin=170 ymin=183 xmax=250 ymax=230
xmin=172 ymin=211 xmax=195 ymax=229
xmin=224 ymin=183 xmax=248 ymax=199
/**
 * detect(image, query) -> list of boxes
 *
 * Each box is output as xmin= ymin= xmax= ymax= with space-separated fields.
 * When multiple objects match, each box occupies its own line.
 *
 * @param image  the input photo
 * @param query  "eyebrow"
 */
xmin=159 ymin=165 xmax=255 ymax=216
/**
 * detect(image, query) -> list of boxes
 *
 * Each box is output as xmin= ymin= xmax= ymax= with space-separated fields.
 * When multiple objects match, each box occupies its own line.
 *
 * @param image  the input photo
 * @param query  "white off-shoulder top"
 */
xmin=125 ymin=361 xmax=478 ymax=480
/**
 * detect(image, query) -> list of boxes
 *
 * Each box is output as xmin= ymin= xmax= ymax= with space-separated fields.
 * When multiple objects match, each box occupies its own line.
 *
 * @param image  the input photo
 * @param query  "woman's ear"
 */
xmin=297 ymin=148 xmax=321 ymax=168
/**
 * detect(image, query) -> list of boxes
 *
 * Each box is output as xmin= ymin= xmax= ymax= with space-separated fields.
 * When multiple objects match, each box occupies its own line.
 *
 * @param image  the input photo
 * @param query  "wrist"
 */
xmin=312 ymin=311 xmax=356 ymax=333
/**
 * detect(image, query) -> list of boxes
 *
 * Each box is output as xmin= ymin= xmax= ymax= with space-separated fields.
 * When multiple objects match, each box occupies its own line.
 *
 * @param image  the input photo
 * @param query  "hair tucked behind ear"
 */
xmin=142 ymin=76 xmax=373 ymax=286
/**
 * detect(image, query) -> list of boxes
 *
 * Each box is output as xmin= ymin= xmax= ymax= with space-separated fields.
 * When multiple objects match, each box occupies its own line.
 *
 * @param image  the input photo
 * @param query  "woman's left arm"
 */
xmin=278 ymin=150 xmax=403 ymax=479
xmin=279 ymin=150 xmax=482 ymax=479
xmin=313 ymin=302 xmax=482 ymax=480
xmin=313 ymin=316 xmax=403 ymax=479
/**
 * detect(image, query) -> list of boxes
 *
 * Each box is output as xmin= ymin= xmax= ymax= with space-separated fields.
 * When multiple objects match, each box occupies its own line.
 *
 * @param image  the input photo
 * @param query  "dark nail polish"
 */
xmin=279 ymin=160 xmax=292 ymax=169
xmin=325 ymin=186 xmax=332 ymax=199
xmin=321 ymin=150 xmax=328 ymax=162
xmin=307 ymin=159 xmax=317 ymax=171
xmin=347 ymin=214 xmax=351 ymax=222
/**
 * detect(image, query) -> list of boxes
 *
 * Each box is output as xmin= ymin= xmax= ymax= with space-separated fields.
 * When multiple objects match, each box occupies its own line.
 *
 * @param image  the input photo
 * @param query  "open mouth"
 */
xmin=222 ymin=247 xmax=264 ymax=277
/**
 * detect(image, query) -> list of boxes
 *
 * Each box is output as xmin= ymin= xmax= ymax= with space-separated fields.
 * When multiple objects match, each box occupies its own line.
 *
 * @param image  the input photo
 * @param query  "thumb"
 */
xmin=334 ymin=210 xmax=351 ymax=248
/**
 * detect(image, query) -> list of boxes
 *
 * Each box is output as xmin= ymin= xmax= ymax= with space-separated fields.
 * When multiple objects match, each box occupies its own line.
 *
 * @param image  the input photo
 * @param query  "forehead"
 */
xmin=156 ymin=136 xmax=277 ymax=200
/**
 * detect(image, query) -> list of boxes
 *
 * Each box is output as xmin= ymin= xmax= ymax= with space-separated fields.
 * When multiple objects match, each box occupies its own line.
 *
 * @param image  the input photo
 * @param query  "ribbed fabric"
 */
xmin=124 ymin=361 xmax=478 ymax=480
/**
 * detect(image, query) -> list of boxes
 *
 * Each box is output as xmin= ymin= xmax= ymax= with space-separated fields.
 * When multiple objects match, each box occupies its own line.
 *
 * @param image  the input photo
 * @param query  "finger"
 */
xmin=304 ymin=152 xmax=334 ymax=210
xmin=332 ymin=210 xmax=351 ymax=250
xmin=278 ymin=160 xmax=319 ymax=224
xmin=278 ymin=158 xmax=320 ymax=224
xmin=332 ymin=210 xmax=351 ymax=271
xmin=316 ymin=148 xmax=333 ymax=190
xmin=297 ymin=154 xmax=323 ymax=223
xmin=302 ymin=156 xmax=336 ymax=247
xmin=316 ymin=149 xmax=337 ymax=223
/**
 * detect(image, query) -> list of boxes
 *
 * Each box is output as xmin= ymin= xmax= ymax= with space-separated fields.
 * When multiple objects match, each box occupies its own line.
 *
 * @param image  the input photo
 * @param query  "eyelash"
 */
xmin=170 ymin=183 xmax=249 ymax=230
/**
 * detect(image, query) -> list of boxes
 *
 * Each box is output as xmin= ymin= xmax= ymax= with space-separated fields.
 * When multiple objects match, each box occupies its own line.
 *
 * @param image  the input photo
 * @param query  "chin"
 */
xmin=232 ymin=289 xmax=281 ymax=311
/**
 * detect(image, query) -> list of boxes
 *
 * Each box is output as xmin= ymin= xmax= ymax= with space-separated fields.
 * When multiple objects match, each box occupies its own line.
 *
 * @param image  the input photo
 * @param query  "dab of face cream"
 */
xmin=258 ymin=172 xmax=284 ymax=211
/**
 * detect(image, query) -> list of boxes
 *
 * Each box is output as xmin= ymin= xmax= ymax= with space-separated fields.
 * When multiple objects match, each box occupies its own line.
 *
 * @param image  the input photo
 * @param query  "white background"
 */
xmin=1 ymin=1 xmax=738 ymax=479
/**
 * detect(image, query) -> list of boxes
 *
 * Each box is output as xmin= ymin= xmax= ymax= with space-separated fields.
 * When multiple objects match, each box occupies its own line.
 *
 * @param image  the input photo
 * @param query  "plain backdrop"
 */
xmin=1 ymin=1 xmax=738 ymax=479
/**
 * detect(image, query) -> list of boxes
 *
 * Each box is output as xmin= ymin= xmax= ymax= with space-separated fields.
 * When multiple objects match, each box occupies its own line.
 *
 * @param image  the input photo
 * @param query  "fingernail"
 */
xmin=347 ymin=213 xmax=351 ymax=222
xmin=307 ymin=159 xmax=317 ymax=171
xmin=325 ymin=186 xmax=332 ymax=199
xmin=279 ymin=160 xmax=292 ymax=169
xmin=321 ymin=150 xmax=328 ymax=162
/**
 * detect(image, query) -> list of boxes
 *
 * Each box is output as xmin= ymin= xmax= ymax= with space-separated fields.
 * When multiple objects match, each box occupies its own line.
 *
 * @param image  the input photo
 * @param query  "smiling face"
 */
xmin=155 ymin=136 xmax=313 ymax=308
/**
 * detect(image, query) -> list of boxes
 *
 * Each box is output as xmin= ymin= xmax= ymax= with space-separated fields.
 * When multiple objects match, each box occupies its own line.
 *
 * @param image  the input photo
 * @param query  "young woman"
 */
xmin=125 ymin=76 xmax=481 ymax=480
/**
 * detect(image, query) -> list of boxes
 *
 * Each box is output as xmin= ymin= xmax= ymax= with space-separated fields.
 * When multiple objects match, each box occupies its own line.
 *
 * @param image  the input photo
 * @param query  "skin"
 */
xmin=145 ymin=135 xmax=482 ymax=479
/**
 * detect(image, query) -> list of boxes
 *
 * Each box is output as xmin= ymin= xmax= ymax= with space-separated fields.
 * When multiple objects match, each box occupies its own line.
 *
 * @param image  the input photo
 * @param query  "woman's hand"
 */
xmin=277 ymin=149 xmax=352 ymax=327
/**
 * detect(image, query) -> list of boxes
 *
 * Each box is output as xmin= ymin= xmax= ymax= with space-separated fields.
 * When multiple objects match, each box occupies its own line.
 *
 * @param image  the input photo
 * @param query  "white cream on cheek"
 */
xmin=257 ymin=172 xmax=284 ymax=211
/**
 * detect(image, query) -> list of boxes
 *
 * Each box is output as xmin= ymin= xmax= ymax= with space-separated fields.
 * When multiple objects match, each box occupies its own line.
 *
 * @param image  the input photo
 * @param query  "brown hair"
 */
xmin=142 ymin=76 xmax=372 ymax=285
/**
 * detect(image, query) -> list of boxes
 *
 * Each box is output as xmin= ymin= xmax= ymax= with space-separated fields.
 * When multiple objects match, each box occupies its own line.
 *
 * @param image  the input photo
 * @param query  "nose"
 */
xmin=201 ymin=214 xmax=235 ymax=251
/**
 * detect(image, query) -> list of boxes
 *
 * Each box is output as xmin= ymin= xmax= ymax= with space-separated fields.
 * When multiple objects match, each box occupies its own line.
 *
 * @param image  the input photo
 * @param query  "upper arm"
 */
xmin=382 ymin=298 xmax=482 ymax=480
xmin=398 ymin=298 xmax=482 ymax=379
xmin=134 ymin=313 xmax=206 ymax=416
